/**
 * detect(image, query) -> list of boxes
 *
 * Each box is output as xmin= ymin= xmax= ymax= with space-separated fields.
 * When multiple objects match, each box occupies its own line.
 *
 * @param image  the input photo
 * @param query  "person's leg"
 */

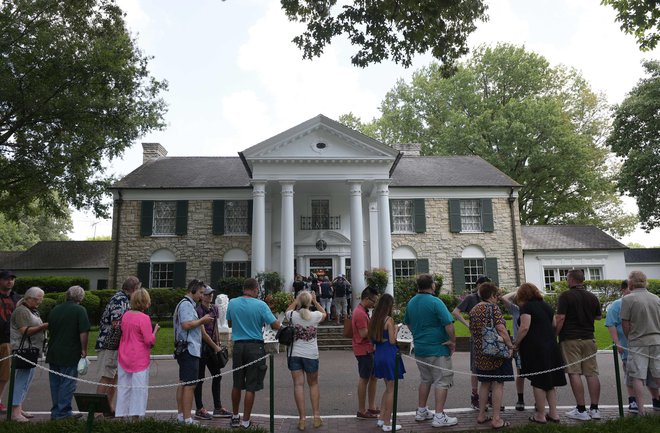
xmin=176 ymin=385 xmax=184 ymax=417
xmin=547 ymin=388 xmax=559 ymax=420
xmin=357 ymin=377 xmax=369 ymax=413
xmin=243 ymin=391 xmax=256 ymax=421
xmin=631 ymin=378 xmax=647 ymax=415
xmin=59 ymin=367 xmax=78 ymax=417
xmin=307 ymin=371 xmax=321 ymax=421
xmin=585 ymin=375 xmax=600 ymax=405
xmin=434 ymin=387 xmax=448 ymax=414
xmin=48 ymin=367 xmax=61 ymax=419
xmin=381 ymin=380 xmax=395 ymax=427
xmin=477 ymin=381 xmax=490 ymax=423
xmin=10 ymin=368 xmax=34 ymax=420
xmin=194 ymin=355 xmax=207 ymax=411
xmin=206 ymin=353 xmax=222 ymax=410
xmin=418 ymin=383 xmax=431 ymax=408
xmin=490 ymin=382 xmax=504 ymax=427
xmin=291 ymin=370 xmax=306 ymax=421
xmin=182 ymin=385 xmax=195 ymax=421
xmin=568 ymin=374 xmax=585 ymax=406
xmin=130 ymin=368 xmax=149 ymax=418
xmin=115 ymin=365 xmax=131 ymax=418
xmin=531 ymin=386 xmax=546 ymax=422
xmin=231 ymin=387 xmax=242 ymax=416
xmin=368 ymin=375 xmax=378 ymax=411
xmin=96 ymin=376 xmax=117 ymax=412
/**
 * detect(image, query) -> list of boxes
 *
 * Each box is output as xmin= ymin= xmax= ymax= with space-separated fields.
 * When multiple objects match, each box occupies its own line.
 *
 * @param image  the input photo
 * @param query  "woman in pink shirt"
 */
xmin=116 ymin=288 xmax=160 ymax=418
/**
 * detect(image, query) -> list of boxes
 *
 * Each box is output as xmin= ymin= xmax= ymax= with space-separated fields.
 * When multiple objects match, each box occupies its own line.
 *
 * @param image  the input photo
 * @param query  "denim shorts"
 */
xmin=356 ymin=353 xmax=374 ymax=379
xmin=288 ymin=356 xmax=319 ymax=373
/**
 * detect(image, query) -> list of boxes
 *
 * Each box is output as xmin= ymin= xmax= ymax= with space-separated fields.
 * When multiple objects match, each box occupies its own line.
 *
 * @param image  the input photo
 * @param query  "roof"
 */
xmin=3 ymin=241 xmax=111 ymax=270
xmin=390 ymin=156 xmax=520 ymax=187
xmin=624 ymin=248 xmax=660 ymax=263
xmin=0 ymin=251 xmax=23 ymax=268
xmin=522 ymin=225 xmax=628 ymax=251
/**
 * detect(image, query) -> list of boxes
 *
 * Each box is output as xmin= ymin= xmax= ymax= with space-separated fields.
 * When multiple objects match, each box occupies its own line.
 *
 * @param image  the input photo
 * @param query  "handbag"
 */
xmin=216 ymin=346 xmax=229 ymax=368
xmin=12 ymin=327 xmax=40 ymax=369
xmin=104 ymin=321 xmax=122 ymax=350
xmin=481 ymin=304 xmax=510 ymax=358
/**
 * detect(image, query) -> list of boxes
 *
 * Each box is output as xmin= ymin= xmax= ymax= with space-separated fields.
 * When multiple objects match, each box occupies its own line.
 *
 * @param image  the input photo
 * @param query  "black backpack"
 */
xmin=333 ymin=280 xmax=346 ymax=297
xmin=320 ymin=282 xmax=333 ymax=298
xmin=276 ymin=325 xmax=295 ymax=346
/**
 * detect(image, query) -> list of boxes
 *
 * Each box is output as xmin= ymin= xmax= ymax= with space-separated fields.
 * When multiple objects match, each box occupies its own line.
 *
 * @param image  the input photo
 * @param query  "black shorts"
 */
xmin=177 ymin=350 xmax=200 ymax=385
xmin=356 ymin=353 xmax=374 ymax=380
xmin=232 ymin=341 xmax=267 ymax=392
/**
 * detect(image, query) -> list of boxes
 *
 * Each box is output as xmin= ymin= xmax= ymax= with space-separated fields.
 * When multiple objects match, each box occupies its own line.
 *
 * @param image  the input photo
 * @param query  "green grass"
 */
xmin=87 ymin=328 xmax=174 ymax=357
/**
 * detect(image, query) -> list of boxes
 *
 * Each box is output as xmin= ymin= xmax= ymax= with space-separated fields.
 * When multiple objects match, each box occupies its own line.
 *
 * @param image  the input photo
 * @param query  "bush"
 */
xmin=217 ymin=277 xmax=246 ymax=299
xmin=37 ymin=297 xmax=58 ymax=321
xmin=13 ymin=276 xmax=90 ymax=294
xmin=393 ymin=274 xmax=453 ymax=322
xmin=549 ymin=280 xmax=623 ymax=313
xmin=365 ymin=268 xmax=389 ymax=294
xmin=265 ymin=291 xmax=293 ymax=314
xmin=648 ymin=279 xmax=660 ymax=295
xmin=256 ymin=271 xmax=283 ymax=294
xmin=147 ymin=288 xmax=186 ymax=320
xmin=438 ymin=293 xmax=459 ymax=312
xmin=42 ymin=291 xmax=101 ymax=324
xmin=94 ymin=289 xmax=118 ymax=307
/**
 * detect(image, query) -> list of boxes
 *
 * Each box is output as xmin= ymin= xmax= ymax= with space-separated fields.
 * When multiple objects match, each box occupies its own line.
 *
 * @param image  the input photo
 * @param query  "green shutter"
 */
xmin=449 ymin=199 xmax=461 ymax=233
xmin=137 ymin=262 xmax=150 ymax=288
xmin=246 ymin=261 xmax=252 ymax=278
xmin=485 ymin=257 xmax=499 ymax=286
xmin=213 ymin=200 xmax=225 ymax=235
xmin=416 ymin=259 xmax=429 ymax=274
xmin=140 ymin=201 xmax=153 ymax=236
xmin=210 ymin=261 xmax=224 ymax=289
xmin=175 ymin=201 xmax=188 ymax=235
xmin=414 ymin=199 xmax=426 ymax=233
xmin=481 ymin=198 xmax=494 ymax=232
xmin=452 ymin=258 xmax=466 ymax=294
xmin=247 ymin=200 xmax=253 ymax=235
xmin=173 ymin=261 xmax=187 ymax=289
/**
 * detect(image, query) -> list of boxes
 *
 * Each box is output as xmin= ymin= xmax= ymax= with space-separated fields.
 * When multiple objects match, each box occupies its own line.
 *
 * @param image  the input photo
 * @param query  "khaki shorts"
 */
xmin=560 ymin=339 xmax=599 ymax=376
xmin=96 ymin=349 xmax=119 ymax=379
xmin=626 ymin=345 xmax=660 ymax=382
xmin=415 ymin=355 xmax=454 ymax=389
xmin=0 ymin=343 xmax=10 ymax=382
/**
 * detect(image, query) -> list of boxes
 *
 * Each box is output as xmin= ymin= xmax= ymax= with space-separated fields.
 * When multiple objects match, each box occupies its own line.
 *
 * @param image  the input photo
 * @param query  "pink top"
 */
xmin=118 ymin=311 xmax=156 ymax=372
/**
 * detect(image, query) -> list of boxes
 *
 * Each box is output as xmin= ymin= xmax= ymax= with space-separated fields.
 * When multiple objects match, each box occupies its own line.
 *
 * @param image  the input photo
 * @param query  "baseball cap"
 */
xmin=475 ymin=276 xmax=491 ymax=286
xmin=0 ymin=270 xmax=16 ymax=279
xmin=203 ymin=285 xmax=214 ymax=295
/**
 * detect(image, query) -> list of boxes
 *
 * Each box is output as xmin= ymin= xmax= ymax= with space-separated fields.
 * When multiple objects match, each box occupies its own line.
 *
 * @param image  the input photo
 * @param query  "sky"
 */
xmin=71 ymin=0 xmax=660 ymax=247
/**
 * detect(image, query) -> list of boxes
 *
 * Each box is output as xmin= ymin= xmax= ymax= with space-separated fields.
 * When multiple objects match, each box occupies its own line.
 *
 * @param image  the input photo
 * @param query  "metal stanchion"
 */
xmin=392 ymin=351 xmax=400 ymax=428
xmin=269 ymin=353 xmax=274 ymax=433
xmin=612 ymin=345 xmax=624 ymax=418
xmin=6 ymin=355 xmax=16 ymax=421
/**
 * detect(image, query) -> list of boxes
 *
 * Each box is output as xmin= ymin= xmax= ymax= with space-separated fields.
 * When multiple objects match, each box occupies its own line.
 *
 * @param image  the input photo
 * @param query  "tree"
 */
xmin=0 ymin=207 xmax=72 ymax=251
xmin=280 ymin=0 xmax=488 ymax=68
xmin=602 ymin=1 xmax=660 ymax=51
xmin=0 ymin=0 xmax=167 ymax=221
xmin=607 ymin=60 xmax=660 ymax=231
xmin=342 ymin=44 xmax=637 ymax=237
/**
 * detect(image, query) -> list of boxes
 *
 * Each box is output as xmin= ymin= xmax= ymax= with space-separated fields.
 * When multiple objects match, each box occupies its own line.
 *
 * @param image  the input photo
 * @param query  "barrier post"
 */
xmin=612 ymin=345 xmax=624 ymax=418
xmin=269 ymin=353 xmax=274 ymax=433
xmin=392 ymin=351 xmax=400 ymax=428
xmin=6 ymin=355 xmax=16 ymax=421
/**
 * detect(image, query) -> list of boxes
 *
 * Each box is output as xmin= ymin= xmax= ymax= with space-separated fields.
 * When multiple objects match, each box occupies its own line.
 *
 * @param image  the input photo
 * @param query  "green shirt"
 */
xmin=46 ymin=301 xmax=90 ymax=367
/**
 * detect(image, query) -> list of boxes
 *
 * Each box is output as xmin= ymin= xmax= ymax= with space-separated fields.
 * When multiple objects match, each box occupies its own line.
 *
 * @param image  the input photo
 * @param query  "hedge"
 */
xmin=216 ymin=276 xmax=246 ymax=299
xmin=41 ymin=291 xmax=101 ymax=323
xmin=547 ymin=279 xmax=660 ymax=313
xmin=13 ymin=276 xmax=90 ymax=294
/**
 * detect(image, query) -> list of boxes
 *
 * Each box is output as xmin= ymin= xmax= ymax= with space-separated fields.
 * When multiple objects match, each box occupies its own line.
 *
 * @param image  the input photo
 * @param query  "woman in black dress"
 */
xmin=513 ymin=283 xmax=567 ymax=424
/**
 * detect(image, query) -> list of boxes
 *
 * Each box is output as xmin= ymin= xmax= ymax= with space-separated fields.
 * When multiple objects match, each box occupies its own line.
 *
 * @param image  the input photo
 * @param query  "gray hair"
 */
xmin=122 ymin=276 xmax=141 ymax=293
xmin=628 ymin=271 xmax=647 ymax=289
xmin=66 ymin=285 xmax=85 ymax=302
xmin=24 ymin=286 xmax=45 ymax=299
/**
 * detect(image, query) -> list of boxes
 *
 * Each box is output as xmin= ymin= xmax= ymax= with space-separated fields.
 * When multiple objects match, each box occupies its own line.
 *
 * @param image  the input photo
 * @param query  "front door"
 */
xmin=309 ymin=258 xmax=333 ymax=280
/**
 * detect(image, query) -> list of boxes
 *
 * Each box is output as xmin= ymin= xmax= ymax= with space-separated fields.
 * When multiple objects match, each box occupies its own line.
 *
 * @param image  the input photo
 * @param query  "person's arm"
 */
xmin=269 ymin=319 xmax=281 ymax=330
xmin=500 ymin=291 xmax=516 ymax=308
xmin=201 ymin=326 xmax=220 ymax=352
xmin=451 ymin=307 xmax=469 ymax=329
xmin=622 ymin=319 xmax=631 ymax=337
xmin=18 ymin=322 xmax=48 ymax=337
xmin=182 ymin=314 xmax=213 ymax=330
xmin=513 ymin=313 xmax=530 ymax=349
xmin=607 ymin=325 xmax=624 ymax=353
xmin=286 ymin=297 xmax=298 ymax=312
xmin=80 ymin=331 xmax=89 ymax=358
xmin=443 ymin=322 xmax=456 ymax=355
xmin=554 ymin=314 xmax=565 ymax=336
xmin=386 ymin=317 xmax=397 ymax=345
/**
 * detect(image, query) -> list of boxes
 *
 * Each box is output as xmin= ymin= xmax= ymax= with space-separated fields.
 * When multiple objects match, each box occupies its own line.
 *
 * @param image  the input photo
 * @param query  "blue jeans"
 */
xmin=12 ymin=368 xmax=36 ymax=405
xmin=48 ymin=364 xmax=78 ymax=419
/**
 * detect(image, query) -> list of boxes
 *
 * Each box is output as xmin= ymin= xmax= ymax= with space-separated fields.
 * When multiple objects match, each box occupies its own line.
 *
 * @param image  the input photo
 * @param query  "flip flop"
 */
xmin=529 ymin=416 xmax=546 ymax=424
xmin=477 ymin=416 xmax=493 ymax=424
xmin=492 ymin=420 xmax=510 ymax=430
xmin=545 ymin=414 xmax=560 ymax=423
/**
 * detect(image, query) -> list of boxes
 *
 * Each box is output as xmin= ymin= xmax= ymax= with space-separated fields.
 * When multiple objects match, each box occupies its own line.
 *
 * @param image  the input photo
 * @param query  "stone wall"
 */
xmin=392 ymin=197 xmax=525 ymax=291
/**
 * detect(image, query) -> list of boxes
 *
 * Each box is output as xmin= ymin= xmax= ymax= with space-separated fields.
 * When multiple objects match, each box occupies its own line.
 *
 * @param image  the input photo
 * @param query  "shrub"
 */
xmin=257 ymin=271 xmax=283 ymax=294
xmin=147 ymin=288 xmax=186 ymax=320
xmin=648 ymin=279 xmax=660 ymax=295
xmin=13 ymin=276 xmax=90 ymax=294
xmin=37 ymin=298 xmax=58 ymax=321
xmin=217 ymin=277 xmax=246 ymax=299
xmin=365 ymin=268 xmax=389 ymax=294
xmin=94 ymin=289 xmax=118 ymax=307
xmin=394 ymin=274 xmax=452 ymax=322
xmin=265 ymin=291 xmax=293 ymax=314
xmin=438 ymin=293 xmax=459 ymax=312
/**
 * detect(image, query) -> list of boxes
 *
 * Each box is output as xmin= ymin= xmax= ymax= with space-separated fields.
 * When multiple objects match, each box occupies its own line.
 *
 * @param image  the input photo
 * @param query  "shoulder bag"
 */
xmin=13 ymin=327 xmax=40 ymax=369
xmin=481 ymin=304 xmax=510 ymax=358
xmin=104 ymin=320 xmax=122 ymax=350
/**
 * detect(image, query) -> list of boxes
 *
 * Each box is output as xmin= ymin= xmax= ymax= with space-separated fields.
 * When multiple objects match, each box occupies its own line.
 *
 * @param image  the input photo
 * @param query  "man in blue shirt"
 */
xmin=404 ymin=273 xmax=458 ymax=427
xmin=226 ymin=278 xmax=280 ymax=428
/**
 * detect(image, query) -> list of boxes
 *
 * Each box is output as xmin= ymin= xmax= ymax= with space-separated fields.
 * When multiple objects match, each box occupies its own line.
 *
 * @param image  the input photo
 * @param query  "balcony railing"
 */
xmin=300 ymin=216 xmax=341 ymax=230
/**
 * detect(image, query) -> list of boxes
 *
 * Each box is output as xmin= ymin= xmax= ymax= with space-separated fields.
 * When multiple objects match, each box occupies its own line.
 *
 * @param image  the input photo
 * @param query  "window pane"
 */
xmin=311 ymin=200 xmax=329 ymax=229
xmin=588 ymin=267 xmax=602 ymax=280
xmin=464 ymin=259 xmax=484 ymax=291
xmin=393 ymin=259 xmax=416 ymax=281
xmin=460 ymin=199 xmax=482 ymax=232
xmin=153 ymin=201 xmax=176 ymax=235
xmin=151 ymin=262 xmax=174 ymax=288
xmin=225 ymin=201 xmax=248 ymax=234
xmin=392 ymin=199 xmax=414 ymax=233
xmin=543 ymin=269 xmax=556 ymax=290
xmin=224 ymin=261 xmax=248 ymax=278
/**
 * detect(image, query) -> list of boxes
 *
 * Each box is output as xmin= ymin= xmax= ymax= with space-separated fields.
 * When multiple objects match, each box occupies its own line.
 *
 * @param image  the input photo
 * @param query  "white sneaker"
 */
xmin=565 ymin=408 xmax=590 ymax=421
xmin=432 ymin=412 xmax=458 ymax=427
xmin=376 ymin=420 xmax=384 ymax=427
xmin=589 ymin=408 xmax=601 ymax=420
xmin=415 ymin=407 xmax=435 ymax=421
xmin=382 ymin=424 xmax=401 ymax=432
xmin=629 ymin=400 xmax=639 ymax=414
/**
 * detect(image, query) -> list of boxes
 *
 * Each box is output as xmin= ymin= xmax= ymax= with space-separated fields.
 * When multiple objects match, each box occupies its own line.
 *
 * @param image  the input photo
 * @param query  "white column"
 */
xmin=377 ymin=181 xmax=394 ymax=295
xmin=280 ymin=181 xmax=295 ymax=292
xmin=369 ymin=200 xmax=379 ymax=269
xmin=349 ymin=182 xmax=366 ymax=298
xmin=251 ymin=181 xmax=266 ymax=277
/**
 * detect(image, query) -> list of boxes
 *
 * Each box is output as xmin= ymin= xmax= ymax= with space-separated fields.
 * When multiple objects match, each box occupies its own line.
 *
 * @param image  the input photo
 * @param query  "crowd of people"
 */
xmin=0 ymin=267 xmax=658 ymax=430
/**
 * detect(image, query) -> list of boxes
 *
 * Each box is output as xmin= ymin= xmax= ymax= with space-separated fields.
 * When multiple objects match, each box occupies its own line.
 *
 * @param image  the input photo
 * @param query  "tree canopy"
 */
xmin=607 ymin=60 xmax=660 ymax=231
xmin=0 ymin=207 xmax=72 ymax=251
xmin=602 ymin=0 xmax=660 ymax=51
xmin=342 ymin=44 xmax=637 ymax=237
xmin=0 ymin=0 xmax=167 ymax=220
xmin=280 ymin=0 xmax=488 ymax=68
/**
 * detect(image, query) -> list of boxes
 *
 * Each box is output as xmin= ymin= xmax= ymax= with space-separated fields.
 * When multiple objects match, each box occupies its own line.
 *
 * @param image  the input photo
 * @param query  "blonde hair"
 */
xmin=296 ymin=291 xmax=312 ymax=321
xmin=130 ymin=288 xmax=151 ymax=312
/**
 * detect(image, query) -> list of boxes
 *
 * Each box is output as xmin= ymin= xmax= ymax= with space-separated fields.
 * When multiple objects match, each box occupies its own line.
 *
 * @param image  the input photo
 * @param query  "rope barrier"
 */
xmin=615 ymin=343 xmax=660 ymax=360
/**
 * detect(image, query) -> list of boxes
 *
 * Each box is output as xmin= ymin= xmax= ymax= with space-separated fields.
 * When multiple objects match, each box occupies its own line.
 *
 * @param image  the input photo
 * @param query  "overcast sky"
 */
xmin=72 ymin=0 xmax=660 ymax=247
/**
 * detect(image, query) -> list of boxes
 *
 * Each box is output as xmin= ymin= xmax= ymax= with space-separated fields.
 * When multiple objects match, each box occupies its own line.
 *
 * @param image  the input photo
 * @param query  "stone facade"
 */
xmin=392 ymin=197 xmax=525 ymax=291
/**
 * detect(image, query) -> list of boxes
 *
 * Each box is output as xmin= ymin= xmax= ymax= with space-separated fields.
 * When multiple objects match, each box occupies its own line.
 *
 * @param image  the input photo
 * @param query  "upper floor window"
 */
xmin=391 ymin=199 xmax=414 ymax=233
xmin=449 ymin=198 xmax=494 ymax=233
xmin=153 ymin=201 xmax=177 ymax=235
xmin=312 ymin=199 xmax=329 ymax=229
xmin=225 ymin=200 xmax=249 ymax=234
xmin=460 ymin=199 xmax=482 ymax=232
xmin=141 ymin=200 xmax=188 ymax=237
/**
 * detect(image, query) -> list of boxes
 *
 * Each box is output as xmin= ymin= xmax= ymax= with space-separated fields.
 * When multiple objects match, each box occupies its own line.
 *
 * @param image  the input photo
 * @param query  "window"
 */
xmin=460 ymin=199 xmax=482 ymax=232
xmin=151 ymin=262 xmax=174 ymax=288
xmin=153 ymin=201 xmax=176 ymax=235
xmin=311 ymin=199 xmax=330 ymax=229
xmin=463 ymin=258 xmax=485 ymax=291
xmin=224 ymin=261 xmax=248 ymax=278
xmin=393 ymin=259 xmax=417 ymax=281
xmin=391 ymin=199 xmax=414 ymax=233
xmin=543 ymin=267 xmax=604 ymax=290
xmin=224 ymin=200 xmax=249 ymax=234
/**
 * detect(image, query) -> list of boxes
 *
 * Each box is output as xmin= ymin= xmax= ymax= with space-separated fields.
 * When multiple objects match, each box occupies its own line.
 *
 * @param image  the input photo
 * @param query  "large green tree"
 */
xmin=343 ymin=44 xmax=637 ymax=236
xmin=0 ymin=207 xmax=72 ymax=251
xmin=0 ymin=0 xmax=167 ymax=220
xmin=280 ymin=0 xmax=488 ymax=68
xmin=607 ymin=60 xmax=660 ymax=231
xmin=602 ymin=0 xmax=660 ymax=51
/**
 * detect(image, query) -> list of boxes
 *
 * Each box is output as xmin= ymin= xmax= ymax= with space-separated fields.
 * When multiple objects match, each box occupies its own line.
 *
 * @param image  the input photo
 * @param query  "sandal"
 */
xmin=545 ymin=414 xmax=560 ymax=423
xmin=313 ymin=418 xmax=323 ymax=428
xmin=298 ymin=419 xmax=306 ymax=431
xmin=529 ymin=416 xmax=546 ymax=424
xmin=477 ymin=416 xmax=493 ymax=424
xmin=492 ymin=420 xmax=510 ymax=429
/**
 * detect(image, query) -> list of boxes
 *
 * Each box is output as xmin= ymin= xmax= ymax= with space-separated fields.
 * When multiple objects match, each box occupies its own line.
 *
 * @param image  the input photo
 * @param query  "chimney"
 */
xmin=142 ymin=142 xmax=168 ymax=163
xmin=393 ymin=143 xmax=421 ymax=156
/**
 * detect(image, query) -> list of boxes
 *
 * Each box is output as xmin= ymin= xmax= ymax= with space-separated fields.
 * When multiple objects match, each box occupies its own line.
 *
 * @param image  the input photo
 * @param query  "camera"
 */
xmin=174 ymin=339 xmax=189 ymax=357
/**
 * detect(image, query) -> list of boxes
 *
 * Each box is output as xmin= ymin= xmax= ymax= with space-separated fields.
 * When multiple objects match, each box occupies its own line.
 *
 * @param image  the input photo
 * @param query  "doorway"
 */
xmin=309 ymin=258 xmax=333 ymax=280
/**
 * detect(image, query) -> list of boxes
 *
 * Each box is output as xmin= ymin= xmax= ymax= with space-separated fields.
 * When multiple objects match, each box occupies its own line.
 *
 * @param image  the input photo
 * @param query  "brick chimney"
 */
xmin=142 ymin=142 xmax=168 ymax=163
xmin=393 ymin=143 xmax=421 ymax=156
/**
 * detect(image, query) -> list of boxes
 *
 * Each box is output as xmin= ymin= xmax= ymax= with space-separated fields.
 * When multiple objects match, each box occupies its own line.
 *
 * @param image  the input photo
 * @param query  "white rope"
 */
xmin=0 ymin=354 xmax=13 ymax=363
xmin=615 ymin=343 xmax=660 ymax=360
xmin=12 ymin=353 xmax=270 ymax=389
xmin=401 ymin=344 xmax=615 ymax=379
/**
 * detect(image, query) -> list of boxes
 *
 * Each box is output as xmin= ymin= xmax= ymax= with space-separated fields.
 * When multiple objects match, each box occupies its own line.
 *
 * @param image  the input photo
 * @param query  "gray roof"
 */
xmin=0 ymin=251 xmax=23 ymax=268
xmin=113 ymin=155 xmax=519 ymax=189
xmin=522 ymin=225 xmax=628 ymax=251
xmin=391 ymin=156 xmax=520 ymax=187
xmin=624 ymin=248 xmax=660 ymax=263
xmin=3 ymin=241 xmax=111 ymax=270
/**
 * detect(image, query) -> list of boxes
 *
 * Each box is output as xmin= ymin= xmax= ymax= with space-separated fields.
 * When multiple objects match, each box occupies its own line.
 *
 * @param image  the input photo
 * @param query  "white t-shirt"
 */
xmin=286 ymin=310 xmax=324 ymax=359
